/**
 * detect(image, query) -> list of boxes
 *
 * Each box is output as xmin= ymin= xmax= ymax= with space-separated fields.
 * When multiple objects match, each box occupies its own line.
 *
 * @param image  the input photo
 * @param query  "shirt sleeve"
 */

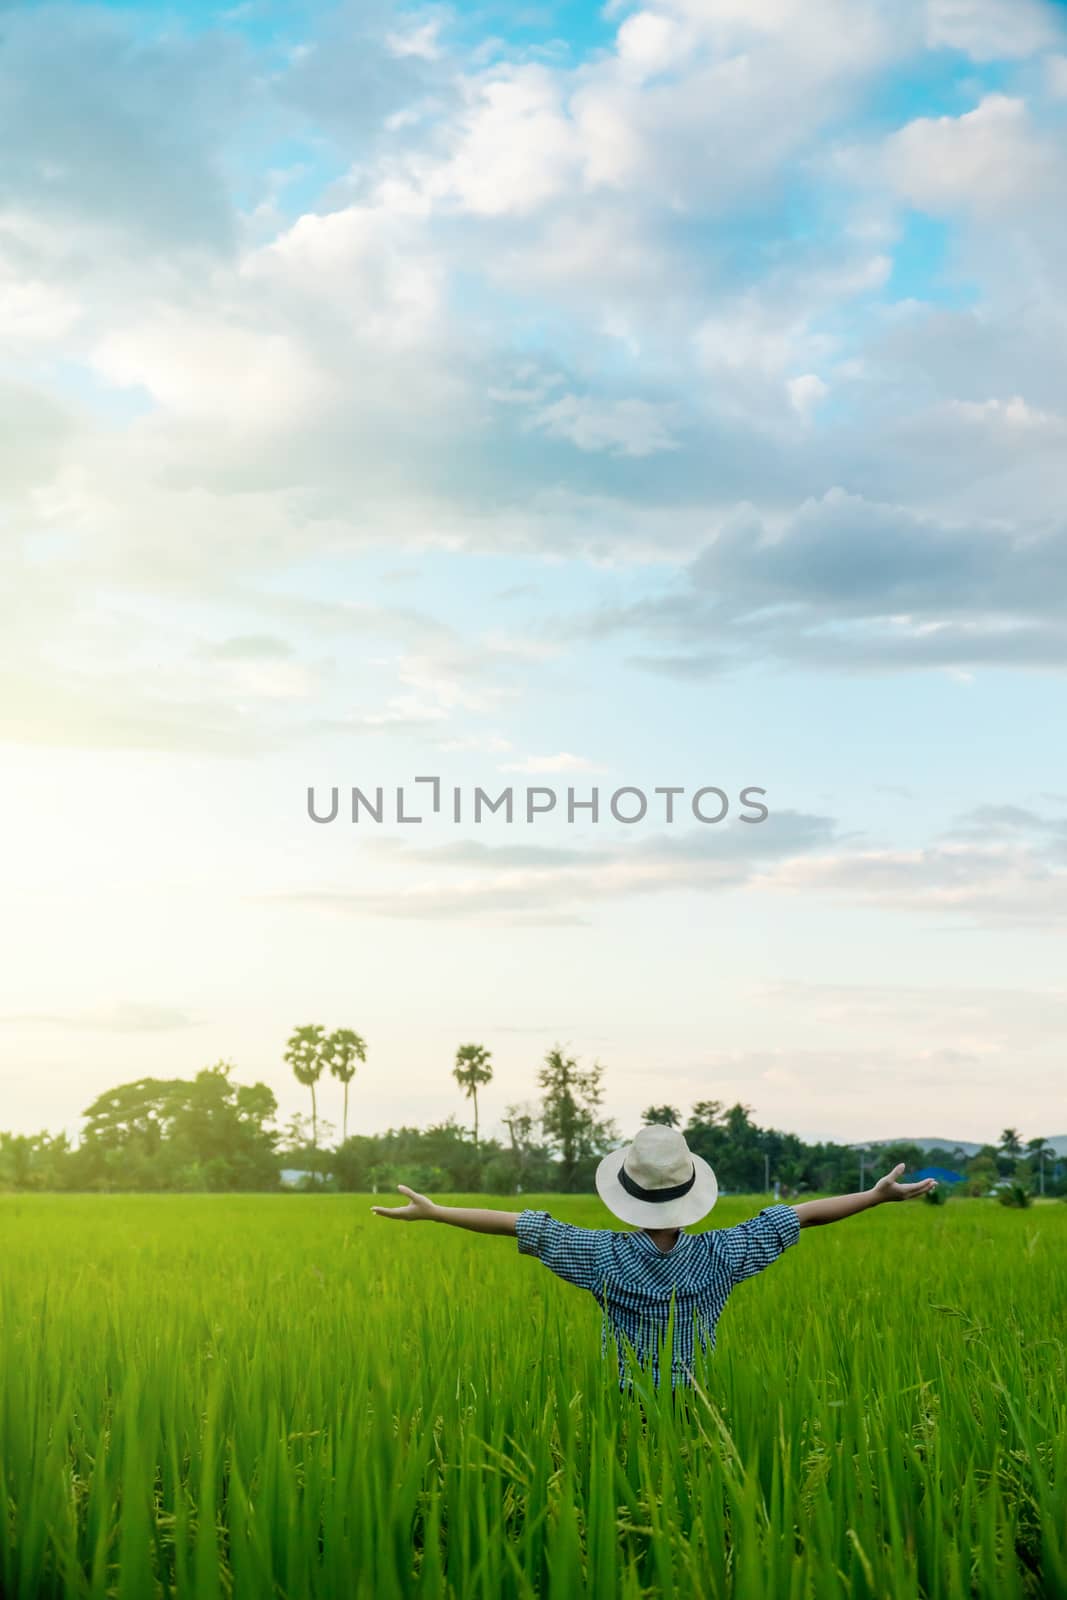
xmin=515 ymin=1210 xmax=607 ymax=1293
xmin=714 ymin=1203 xmax=800 ymax=1285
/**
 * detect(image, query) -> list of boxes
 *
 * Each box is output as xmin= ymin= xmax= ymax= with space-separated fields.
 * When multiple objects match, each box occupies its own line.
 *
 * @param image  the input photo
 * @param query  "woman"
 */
xmin=372 ymin=1123 xmax=936 ymax=1391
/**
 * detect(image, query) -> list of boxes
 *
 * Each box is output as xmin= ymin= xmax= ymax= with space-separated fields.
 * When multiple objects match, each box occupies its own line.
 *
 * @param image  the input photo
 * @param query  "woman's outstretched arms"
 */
xmin=372 ymin=1185 xmax=519 ymax=1236
xmin=791 ymin=1162 xmax=936 ymax=1229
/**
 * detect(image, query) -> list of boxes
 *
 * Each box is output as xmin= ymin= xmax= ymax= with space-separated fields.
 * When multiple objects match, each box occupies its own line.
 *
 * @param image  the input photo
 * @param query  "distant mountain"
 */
xmin=850 ymin=1136 xmax=1067 ymax=1157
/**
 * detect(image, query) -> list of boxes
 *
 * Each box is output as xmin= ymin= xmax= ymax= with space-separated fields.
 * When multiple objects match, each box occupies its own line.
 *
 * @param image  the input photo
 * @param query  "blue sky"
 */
xmin=3 ymin=0 xmax=1067 ymax=1149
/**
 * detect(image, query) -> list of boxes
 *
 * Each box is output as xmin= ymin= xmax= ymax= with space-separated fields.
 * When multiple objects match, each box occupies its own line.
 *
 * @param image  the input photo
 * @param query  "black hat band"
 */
xmin=618 ymin=1161 xmax=696 ymax=1204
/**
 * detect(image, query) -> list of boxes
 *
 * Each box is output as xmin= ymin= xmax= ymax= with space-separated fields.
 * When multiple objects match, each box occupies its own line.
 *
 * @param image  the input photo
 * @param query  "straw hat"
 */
xmin=595 ymin=1125 xmax=718 ymax=1229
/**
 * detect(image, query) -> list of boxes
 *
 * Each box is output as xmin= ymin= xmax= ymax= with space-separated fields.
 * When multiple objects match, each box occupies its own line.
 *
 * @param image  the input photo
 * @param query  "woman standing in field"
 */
xmin=372 ymin=1125 xmax=936 ymax=1391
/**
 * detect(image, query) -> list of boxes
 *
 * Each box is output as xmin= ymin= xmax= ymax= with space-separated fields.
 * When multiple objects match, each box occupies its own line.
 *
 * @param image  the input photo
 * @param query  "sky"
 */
xmin=2 ymin=0 xmax=1067 ymax=1150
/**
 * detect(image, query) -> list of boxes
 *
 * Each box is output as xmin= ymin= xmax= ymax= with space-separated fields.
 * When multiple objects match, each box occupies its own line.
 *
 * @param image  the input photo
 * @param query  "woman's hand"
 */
xmin=872 ymin=1162 xmax=937 ymax=1202
xmin=371 ymin=1184 xmax=438 ymax=1221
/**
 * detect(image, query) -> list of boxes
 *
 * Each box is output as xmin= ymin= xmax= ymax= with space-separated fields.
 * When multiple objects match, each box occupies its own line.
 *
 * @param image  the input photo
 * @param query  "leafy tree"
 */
xmin=778 ymin=1155 xmax=808 ymax=1196
xmin=999 ymin=1127 xmax=1022 ymax=1159
xmin=71 ymin=1064 xmax=278 ymax=1191
xmin=963 ymin=1152 xmax=998 ymax=1196
xmin=689 ymin=1100 xmax=724 ymax=1126
xmin=538 ymin=1047 xmax=616 ymax=1192
xmin=326 ymin=1028 xmax=367 ymax=1143
xmin=334 ymin=1118 xmax=495 ymax=1194
xmin=503 ymin=1103 xmax=537 ymax=1186
xmin=453 ymin=1043 xmax=494 ymax=1147
xmin=75 ymin=1076 xmax=184 ymax=1187
xmin=416 ymin=1117 xmax=489 ymax=1188
xmin=284 ymin=1024 xmax=327 ymax=1173
xmin=724 ymin=1102 xmax=757 ymax=1140
xmin=331 ymin=1134 xmax=377 ymax=1192
xmin=504 ymin=1103 xmax=536 ymax=1153
xmin=281 ymin=1112 xmax=312 ymax=1147
xmin=684 ymin=1100 xmax=770 ymax=1191
xmin=684 ymin=1103 xmax=725 ymax=1180
xmin=925 ymin=1145 xmax=963 ymax=1170
xmin=277 ymin=1113 xmax=314 ymax=1174
xmin=489 ymin=1103 xmax=555 ymax=1194
xmin=875 ymin=1140 xmax=927 ymax=1175
xmin=166 ymin=1062 xmax=279 ymax=1189
xmin=0 ymin=1131 xmax=71 ymax=1191
xmin=642 ymin=1105 xmax=680 ymax=1126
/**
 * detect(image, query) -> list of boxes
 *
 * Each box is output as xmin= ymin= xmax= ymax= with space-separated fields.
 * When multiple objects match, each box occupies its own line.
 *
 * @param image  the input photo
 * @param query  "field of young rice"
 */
xmin=1 ymin=1193 xmax=1064 ymax=1600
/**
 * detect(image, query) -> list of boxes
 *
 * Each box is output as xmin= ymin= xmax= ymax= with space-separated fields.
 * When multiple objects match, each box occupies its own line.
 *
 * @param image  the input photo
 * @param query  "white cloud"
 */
xmin=697 ymin=308 xmax=804 ymax=377
xmin=570 ymin=9 xmax=894 ymax=207
xmin=690 ymin=255 xmax=888 ymax=423
xmin=385 ymin=19 xmax=443 ymax=62
xmin=219 ymin=657 xmax=321 ymax=701
xmin=418 ymin=65 xmax=578 ymax=217
xmin=267 ymin=810 xmax=838 ymax=923
xmin=925 ymin=0 xmax=1063 ymax=61
xmin=528 ymin=393 xmax=680 ymax=457
xmin=787 ymin=373 xmax=829 ymax=418
xmin=0 ymin=263 xmax=79 ymax=342
xmin=92 ymin=310 xmax=336 ymax=429
xmin=763 ymin=837 xmax=1067 ymax=926
xmin=502 ymin=752 xmax=606 ymax=774
xmin=246 ymin=204 xmax=443 ymax=348
xmin=948 ymin=395 xmax=1067 ymax=433
xmin=436 ymin=734 xmax=514 ymax=753
xmin=489 ymin=365 xmax=680 ymax=456
xmin=615 ymin=10 xmax=690 ymax=81
xmin=3 ymin=0 xmax=1067 ymax=777
xmin=263 ymin=802 xmax=1067 ymax=930
xmin=0 ymin=1003 xmax=201 ymax=1033
xmin=375 ymin=0 xmax=900 ymax=232
xmin=884 ymin=95 xmax=1061 ymax=215
xmin=585 ymin=487 xmax=1067 ymax=672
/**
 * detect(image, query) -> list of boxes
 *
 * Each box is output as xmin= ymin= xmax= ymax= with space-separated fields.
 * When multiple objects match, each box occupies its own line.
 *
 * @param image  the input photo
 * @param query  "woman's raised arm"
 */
xmin=372 ymin=1184 xmax=519 ymax=1235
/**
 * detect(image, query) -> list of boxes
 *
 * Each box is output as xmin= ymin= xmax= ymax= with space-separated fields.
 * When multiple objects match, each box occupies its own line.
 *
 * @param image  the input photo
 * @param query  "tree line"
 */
xmin=1 ymin=1036 xmax=1063 ymax=1198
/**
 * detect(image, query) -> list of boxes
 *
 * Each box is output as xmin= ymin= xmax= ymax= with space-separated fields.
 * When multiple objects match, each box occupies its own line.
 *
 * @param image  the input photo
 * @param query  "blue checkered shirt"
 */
xmin=516 ymin=1204 xmax=801 ymax=1388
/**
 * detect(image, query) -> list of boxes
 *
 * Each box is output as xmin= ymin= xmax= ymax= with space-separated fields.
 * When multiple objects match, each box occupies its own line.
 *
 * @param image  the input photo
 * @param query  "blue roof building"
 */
xmin=911 ymin=1165 xmax=965 ymax=1183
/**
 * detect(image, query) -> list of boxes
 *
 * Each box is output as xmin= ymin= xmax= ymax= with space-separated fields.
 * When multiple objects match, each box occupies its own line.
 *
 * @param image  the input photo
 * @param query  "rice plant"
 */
xmin=0 ymin=1192 xmax=1063 ymax=1599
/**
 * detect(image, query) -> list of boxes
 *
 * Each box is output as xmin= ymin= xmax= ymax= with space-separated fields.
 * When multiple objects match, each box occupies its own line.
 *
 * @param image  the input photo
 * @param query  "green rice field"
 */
xmin=1 ymin=1193 xmax=1064 ymax=1599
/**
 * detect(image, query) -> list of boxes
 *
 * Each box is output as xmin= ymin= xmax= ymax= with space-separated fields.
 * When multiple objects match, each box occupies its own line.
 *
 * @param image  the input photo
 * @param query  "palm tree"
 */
xmin=326 ymin=1028 xmax=367 ymax=1143
xmin=453 ymin=1043 xmax=493 ymax=1147
xmin=1025 ymin=1136 xmax=1056 ymax=1197
xmin=999 ymin=1128 xmax=1023 ymax=1171
xmin=285 ymin=1024 xmax=326 ymax=1172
